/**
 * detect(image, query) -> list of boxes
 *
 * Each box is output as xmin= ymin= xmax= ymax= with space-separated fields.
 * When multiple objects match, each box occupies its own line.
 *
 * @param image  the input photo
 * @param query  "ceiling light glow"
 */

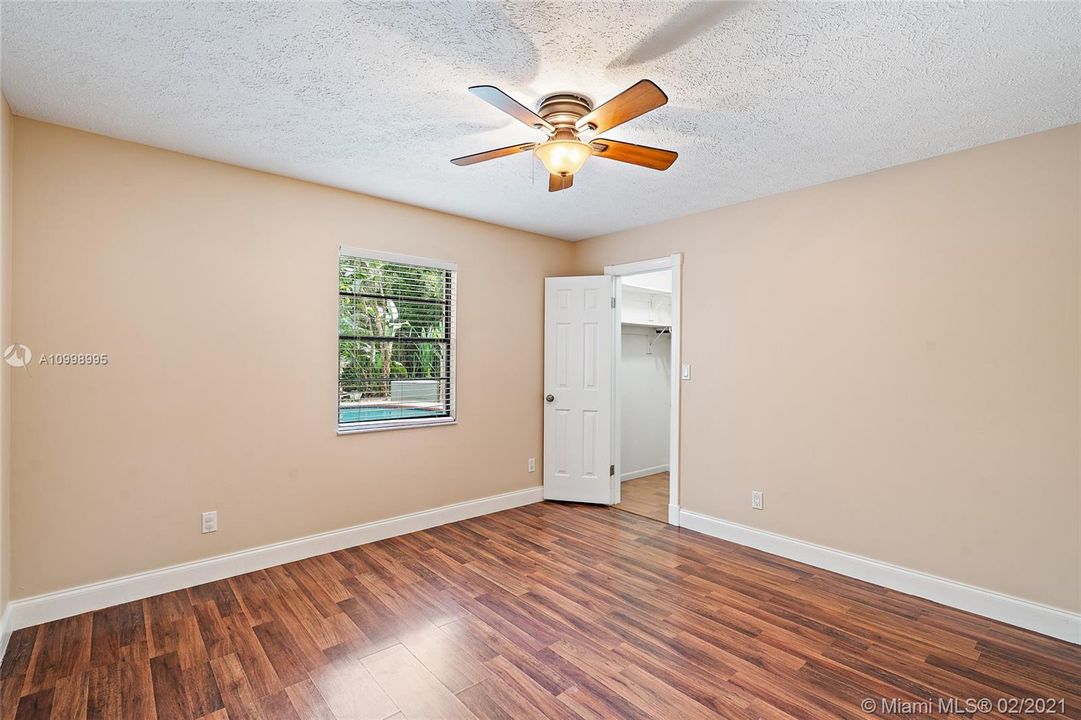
xmin=535 ymin=139 xmax=592 ymax=176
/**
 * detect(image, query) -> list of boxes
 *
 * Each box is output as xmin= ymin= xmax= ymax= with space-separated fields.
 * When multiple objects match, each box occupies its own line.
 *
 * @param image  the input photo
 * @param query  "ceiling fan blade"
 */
xmin=450 ymin=143 xmax=537 ymax=166
xmin=469 ymin=85 xmax=555 ymax=134
xmin=577 ymin=80 xmax=668 ymax=135
xmin=548 ymin=173 xmax=573 ymax=192
xmin=590 ymin=139 xmax=677 ymax=171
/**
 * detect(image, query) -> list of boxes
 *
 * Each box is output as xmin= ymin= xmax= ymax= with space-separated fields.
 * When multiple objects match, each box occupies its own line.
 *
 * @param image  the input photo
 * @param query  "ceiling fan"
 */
xmin=450 ymin=80 xmax=677 ymax=192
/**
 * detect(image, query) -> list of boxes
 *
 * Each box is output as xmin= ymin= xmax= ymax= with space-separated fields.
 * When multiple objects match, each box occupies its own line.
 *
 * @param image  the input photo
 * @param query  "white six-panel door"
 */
xmin=543 ymin=276 xmax=615 ymax=504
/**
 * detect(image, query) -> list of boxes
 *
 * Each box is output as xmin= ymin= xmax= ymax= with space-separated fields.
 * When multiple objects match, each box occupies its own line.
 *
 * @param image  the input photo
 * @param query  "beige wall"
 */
xmin=11 ymin=118 xmax=574 ymax=599
xmin=577 ymin=125 xmax=1081 ymax=612
xmin=9 ymin=114 xmax=1080 ymax=616
xmin=0 ymin=97 xmax=13 ymax=617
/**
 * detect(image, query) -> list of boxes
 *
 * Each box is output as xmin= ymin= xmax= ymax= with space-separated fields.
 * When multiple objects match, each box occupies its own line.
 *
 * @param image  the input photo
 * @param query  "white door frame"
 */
xmin=605 ymin=253 xmax=682 ymax=525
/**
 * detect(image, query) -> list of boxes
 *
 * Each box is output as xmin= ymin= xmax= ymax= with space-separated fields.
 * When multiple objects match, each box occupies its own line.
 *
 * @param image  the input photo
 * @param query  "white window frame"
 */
xmin=337 ymin=246 xmax=457 ymax=434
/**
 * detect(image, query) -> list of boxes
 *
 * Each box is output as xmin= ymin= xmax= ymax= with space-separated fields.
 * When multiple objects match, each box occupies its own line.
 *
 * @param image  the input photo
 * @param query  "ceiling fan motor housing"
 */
xmin=537 ymin=92 xmax=594 ymax=137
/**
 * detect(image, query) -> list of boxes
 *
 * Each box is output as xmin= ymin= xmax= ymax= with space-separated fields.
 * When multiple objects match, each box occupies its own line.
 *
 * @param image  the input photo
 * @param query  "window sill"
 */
xmin=337 ymin=417 xmax=457 ymax=435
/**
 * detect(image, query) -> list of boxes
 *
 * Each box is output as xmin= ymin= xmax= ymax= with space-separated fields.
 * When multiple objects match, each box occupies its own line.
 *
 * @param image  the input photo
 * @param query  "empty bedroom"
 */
xmin=0 ymin=2 xmax=1078 ymax=719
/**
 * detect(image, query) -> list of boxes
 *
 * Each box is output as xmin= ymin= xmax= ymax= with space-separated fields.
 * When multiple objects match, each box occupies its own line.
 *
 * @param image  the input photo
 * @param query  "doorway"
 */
xmin=607 ymin=254 xmax=681 ymax=525
xmin=613 ymin=270 xmax=672 ymax=522
xmin=540 ymin=255 xmax=681 ymax=524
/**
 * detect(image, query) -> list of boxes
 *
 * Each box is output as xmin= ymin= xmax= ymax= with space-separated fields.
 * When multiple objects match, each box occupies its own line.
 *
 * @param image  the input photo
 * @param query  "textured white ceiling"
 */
xmin=2 ymin=1 xmax=1079 ymax=241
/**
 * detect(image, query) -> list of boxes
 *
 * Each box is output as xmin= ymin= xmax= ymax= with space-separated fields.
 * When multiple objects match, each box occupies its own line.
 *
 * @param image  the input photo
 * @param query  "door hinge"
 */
xmin=610 ymin=464 xmax=615 ymax=477
xmin=611 ymin=296 xmax=616 ymax=309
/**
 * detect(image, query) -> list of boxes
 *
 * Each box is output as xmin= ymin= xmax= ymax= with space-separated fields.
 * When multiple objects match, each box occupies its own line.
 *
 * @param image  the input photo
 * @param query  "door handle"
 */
xmin=545 ymin=394 xmax=555 ymax=403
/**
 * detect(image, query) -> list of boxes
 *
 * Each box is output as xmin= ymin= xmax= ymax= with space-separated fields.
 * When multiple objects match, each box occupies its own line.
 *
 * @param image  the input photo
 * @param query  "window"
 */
xmin=338 ymin=247 xmax=456 ymax=433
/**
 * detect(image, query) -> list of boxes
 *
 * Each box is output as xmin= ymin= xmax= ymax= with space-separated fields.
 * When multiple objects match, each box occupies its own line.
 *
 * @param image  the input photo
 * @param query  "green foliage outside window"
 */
xmin=338 ymin=257 xmax=451 ymax=404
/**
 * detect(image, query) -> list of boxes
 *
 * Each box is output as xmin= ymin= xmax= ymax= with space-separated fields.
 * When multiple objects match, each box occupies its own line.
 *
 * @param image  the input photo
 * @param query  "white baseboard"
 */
xmin=679 ymin=509 xmax=1081 ymax=645
xmin=6 ymin=486 xmax=543 ymax=633
xmin=0 ymin=604 xmax=12 ymax=664
xmin=620 ymin=464 xmax=669 ymax=482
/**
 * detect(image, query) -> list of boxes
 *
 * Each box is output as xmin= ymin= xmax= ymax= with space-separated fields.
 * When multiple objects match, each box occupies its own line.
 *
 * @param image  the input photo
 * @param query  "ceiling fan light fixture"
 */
xmin=535 ymin=139 xmax=592 ymax=177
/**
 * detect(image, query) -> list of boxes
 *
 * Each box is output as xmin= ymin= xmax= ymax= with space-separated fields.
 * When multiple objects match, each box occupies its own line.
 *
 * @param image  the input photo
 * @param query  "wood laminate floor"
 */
xmin=2 ymin=501 xmax=1079 ymax=719
xmin=614 ymin=472 xmax=669 ymax=523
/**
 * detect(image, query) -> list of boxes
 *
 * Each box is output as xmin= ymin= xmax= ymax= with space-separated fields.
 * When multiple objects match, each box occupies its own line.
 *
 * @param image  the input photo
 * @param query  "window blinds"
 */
xmin=337 ymin=247 xmax=456 ymax=432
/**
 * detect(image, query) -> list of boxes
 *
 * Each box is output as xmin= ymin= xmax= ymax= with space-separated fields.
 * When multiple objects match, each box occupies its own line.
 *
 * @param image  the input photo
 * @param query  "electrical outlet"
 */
xmin=751 ymin=491 xmax=763 ymax=510
xmin=527 ymin=458 xmax=536 ymax=473
xmin=201 ymin=511 xmax=218 ymax=533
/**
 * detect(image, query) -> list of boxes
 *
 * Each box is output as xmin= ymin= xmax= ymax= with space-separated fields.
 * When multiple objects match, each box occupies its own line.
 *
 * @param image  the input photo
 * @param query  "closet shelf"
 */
xmin=622 ymin=321 xmax=672 ymax=329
